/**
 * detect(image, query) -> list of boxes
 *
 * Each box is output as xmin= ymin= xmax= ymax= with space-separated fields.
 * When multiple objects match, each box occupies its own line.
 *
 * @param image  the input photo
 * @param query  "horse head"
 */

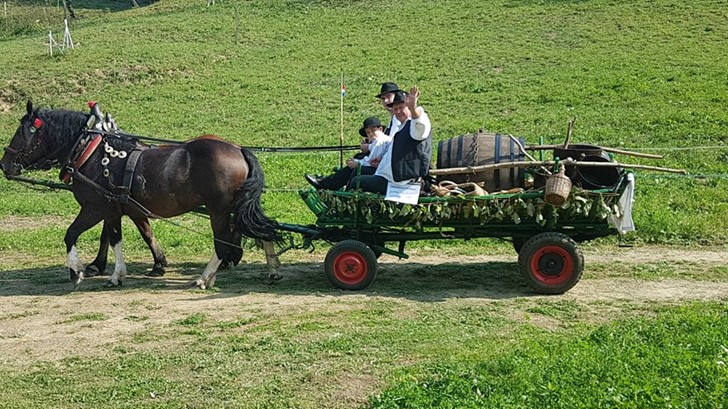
xmin=1 ymin=100 xmax=88 ymax=177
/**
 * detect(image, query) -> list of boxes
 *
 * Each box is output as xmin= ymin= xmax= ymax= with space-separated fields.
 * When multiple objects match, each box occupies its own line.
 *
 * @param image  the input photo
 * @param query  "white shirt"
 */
xmin=375 ymin=107 xmax=431 ymax=183
xmin=386 ymin=115 xmax=401 ymax=138
xmin=358 ymin=132 xmax=392 ymax=167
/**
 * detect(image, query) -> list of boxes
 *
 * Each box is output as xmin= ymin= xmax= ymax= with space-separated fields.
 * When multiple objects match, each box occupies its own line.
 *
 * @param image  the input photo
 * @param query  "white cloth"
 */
xmin=386 ymin=115 xmax=401 ymax=137
xmin=358 ymin=133 xmax=392 ymax=167
xmin=375 ymin=107 xmax=431 ymax=183
xmin=608 ymin=172 xmax=636 ymax=233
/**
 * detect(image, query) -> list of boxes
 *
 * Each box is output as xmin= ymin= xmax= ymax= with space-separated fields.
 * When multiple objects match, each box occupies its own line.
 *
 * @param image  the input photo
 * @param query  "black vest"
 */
xmin=390 ymin=119 xmax=433 ymax=182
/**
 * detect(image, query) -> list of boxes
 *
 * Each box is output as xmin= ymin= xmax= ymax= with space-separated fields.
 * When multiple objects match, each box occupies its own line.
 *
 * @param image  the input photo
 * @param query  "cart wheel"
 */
xmin=512 ymin=235 xmax=530 ymax=254
xmin=518 ymin=232 xmax=584 ymax=294
xmin=325 ymin=240 xmax=378 ymax=290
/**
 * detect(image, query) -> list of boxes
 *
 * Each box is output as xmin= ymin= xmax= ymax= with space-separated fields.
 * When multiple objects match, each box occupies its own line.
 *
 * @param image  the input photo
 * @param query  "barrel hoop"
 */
xmin=446 ymin=137 xmax=454 ymax=168
xmin=437 ymin=139 xmax=444 ymax=169
xmin=508 ymin=136 xmax=516 ymax=187
xmin=456 ymin=134 xmax=464 ymax=167
xmin=493 ymin=133 xmax=502 ymax=189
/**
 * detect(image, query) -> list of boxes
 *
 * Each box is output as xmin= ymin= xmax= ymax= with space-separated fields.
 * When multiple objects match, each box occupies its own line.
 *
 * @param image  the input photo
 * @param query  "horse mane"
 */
xmin=36 ymin=108 xmax=90 ymax=152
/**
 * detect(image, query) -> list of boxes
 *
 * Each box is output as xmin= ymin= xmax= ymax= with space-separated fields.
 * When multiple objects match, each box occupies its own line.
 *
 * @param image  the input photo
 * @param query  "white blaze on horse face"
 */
xmin=196 ymin=253 xmax=222 ymax=289
xmin=67 ymin=245 xmax=84 ymax=276
xmin=109 ymin=241 xmax=127 ymax=285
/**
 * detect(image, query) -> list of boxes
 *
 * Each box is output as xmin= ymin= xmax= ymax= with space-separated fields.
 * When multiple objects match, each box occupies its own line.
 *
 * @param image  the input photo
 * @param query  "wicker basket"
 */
xmin=544 ymin=167 xmax=572 ymax=206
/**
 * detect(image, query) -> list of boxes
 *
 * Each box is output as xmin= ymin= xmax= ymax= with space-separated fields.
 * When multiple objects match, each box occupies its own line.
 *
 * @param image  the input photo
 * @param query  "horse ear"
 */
xmin=26 ymin=100 xmax=33 ymax=115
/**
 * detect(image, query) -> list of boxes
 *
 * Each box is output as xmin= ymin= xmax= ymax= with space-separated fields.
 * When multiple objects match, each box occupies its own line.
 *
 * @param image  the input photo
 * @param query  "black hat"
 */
xmin=386 ymin=91 xmax=407 ymax=107
xmin=375 ymin=82 xmax=401 ymax=98
xmin=358 ymin=116 xmax=383 ymax=137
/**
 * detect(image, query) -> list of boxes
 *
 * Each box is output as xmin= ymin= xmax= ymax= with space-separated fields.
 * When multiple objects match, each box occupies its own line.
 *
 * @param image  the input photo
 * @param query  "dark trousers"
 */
xmin=319 ymin=166 xmax=376 ymax=190
xmin=347 ymin=175 xmax=389 ymax=195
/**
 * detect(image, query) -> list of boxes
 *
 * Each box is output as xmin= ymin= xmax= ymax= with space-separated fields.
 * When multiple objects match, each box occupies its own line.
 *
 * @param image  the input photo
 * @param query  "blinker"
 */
xmin=30 ymin=118 xmax=43 ymax=133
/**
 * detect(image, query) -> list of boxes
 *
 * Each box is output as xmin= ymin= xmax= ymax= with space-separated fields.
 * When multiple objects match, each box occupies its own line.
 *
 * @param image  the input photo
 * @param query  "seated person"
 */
xmin=305 ymin=116 xmax=392 ymax=190
xmin=347 ymin=86 xmax=432 ymax=195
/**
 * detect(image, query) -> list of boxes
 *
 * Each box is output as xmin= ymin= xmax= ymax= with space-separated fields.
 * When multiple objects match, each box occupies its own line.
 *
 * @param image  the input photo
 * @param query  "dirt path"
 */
xmin=0 ymin=246 xmax=726 ymax=368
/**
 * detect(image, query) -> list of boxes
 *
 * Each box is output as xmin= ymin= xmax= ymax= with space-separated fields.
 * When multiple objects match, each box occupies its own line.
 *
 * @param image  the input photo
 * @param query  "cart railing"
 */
xmin=300 ymin=175 xmax=629 ymax=236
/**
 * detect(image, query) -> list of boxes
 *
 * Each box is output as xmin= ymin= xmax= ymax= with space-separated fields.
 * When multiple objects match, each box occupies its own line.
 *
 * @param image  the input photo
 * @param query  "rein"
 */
xmin=86 ymin=129 xmax=359 ymax=152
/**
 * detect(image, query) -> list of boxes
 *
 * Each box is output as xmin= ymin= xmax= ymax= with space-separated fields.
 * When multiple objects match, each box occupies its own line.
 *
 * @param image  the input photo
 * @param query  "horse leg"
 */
xmin=219 ymin=229 xmax=243 ymax=270
xmin=85 ymin=220 xmax=110 ymax=278
xmin=130 ymin=216 xmax=168 ymax=277
xmin=65 ymin=207 xmax=105 ymax=287
xmin=105 ymin=216 xmax=127 ymax=287
xmin=194 ymin=212 xmax=236 ymax=289
xmin=262 ymin=240 xmax=282 ymax=281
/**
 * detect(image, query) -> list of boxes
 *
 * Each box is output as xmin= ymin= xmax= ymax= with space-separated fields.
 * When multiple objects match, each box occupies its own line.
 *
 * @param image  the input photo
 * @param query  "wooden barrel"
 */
xmin=436 ymin=132 xmax=526 ymax=192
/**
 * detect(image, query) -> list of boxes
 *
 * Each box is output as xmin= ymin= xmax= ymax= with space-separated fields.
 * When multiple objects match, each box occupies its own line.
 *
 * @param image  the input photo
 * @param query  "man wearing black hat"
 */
xmin=348 ymin=85 xmax=432 ymax=195
xmin=305 ymin=116 xmax=391 ymax=190
xmin=375 ymin=82 xmax=402 ymax=136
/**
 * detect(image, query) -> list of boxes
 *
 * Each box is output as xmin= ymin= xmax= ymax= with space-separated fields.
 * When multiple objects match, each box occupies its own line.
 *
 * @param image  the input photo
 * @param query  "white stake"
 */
xmin=49 ymin=31 xmax=53 ymax=56
xmin=63 ymin=18 xmax=74 ymax=50
xmin=4 ymin=2 xmax=6 ymax=19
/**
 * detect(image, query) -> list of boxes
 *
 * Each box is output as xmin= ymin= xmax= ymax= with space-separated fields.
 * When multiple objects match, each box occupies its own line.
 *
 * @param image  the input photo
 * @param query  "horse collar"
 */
xmin=60 ymin=134 xmax=102 ymax=184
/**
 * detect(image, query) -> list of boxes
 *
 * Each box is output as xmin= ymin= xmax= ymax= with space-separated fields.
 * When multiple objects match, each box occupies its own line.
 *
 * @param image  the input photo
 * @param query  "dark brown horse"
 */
xmin=1 ymin=101 xmax=282 ymax=289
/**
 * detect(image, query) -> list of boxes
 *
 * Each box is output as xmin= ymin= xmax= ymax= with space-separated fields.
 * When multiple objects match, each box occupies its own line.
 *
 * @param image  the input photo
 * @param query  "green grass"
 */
xmin=1 ymin=1 xmax=727 ymax=408
xmin=0 ymin=0 xmax=727 ymax=243
xmin=1 ymin=299 xmax=725 ymax=408
xmin=370 ymin=302 xmax=728 ymax=408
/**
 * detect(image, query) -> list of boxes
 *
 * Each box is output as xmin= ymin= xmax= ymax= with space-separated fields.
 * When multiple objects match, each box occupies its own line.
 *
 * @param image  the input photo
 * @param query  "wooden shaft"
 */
xmin=525 ymin=144 xmax=663 ymax=159
xmin=429 ymin=159 xmax=687 ymax=176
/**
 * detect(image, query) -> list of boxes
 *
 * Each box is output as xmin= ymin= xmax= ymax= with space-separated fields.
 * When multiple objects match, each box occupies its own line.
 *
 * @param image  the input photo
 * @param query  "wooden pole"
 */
xmin=428 ymin=159 xmax=687 ymax=176
xmin=564 ymin=117 xmax=575 ymax=148
xmin=4 ymin=2 xmax=7 ymax=19
xmin=339 ymin=73 xmax=344 ymax=168
xmin=525 ymin=144 xmax=664 ymax=159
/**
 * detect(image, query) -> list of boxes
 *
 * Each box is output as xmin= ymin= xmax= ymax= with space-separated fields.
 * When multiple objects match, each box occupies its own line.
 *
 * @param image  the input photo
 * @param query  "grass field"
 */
xmin=0 ymin=0 xmax=727 ymax=407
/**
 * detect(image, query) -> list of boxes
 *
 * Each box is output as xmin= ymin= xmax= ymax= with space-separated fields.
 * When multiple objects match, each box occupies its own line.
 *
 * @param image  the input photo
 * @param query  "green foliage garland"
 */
xmin=318 ymin=190 xmax=622 ymax=230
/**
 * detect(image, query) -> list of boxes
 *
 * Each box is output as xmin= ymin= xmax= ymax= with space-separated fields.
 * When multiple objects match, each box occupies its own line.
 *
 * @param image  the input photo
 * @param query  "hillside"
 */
xmin=1 ymin=0 xmax=727 ymax=242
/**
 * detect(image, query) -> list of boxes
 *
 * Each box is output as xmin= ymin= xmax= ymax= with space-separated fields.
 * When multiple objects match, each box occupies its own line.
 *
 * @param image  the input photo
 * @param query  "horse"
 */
xmin=1 ymin=101 xmax=282 ymax=289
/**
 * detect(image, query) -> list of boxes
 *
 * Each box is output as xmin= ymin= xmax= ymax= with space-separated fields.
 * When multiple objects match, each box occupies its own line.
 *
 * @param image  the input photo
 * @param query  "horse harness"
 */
xmin=61 ymin=129 xmax=160 ymax=219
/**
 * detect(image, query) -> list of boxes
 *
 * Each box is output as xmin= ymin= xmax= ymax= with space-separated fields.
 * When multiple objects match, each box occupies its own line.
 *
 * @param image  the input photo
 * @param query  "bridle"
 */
xmin=6 ymin=120 xmax=70 ymax=171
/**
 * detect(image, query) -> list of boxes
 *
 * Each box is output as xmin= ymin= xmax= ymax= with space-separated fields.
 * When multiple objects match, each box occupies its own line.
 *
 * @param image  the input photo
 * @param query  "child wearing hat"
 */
xmin=305 ymin=116 xmax=392 ymax=190
xmin=347 ymin=85 xmax=432 ymax=195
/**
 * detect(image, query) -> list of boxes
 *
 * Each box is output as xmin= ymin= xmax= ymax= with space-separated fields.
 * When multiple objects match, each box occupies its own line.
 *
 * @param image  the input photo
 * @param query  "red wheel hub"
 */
xmin=530 ymin=245 xmax=573 ymax=285
xmin=333 ymin=251 xmax=368 ymax=285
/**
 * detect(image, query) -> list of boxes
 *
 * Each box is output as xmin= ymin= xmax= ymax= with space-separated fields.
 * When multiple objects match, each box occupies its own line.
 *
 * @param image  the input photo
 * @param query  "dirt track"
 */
xmin=1 ymin=246 xmax=726 ymax=368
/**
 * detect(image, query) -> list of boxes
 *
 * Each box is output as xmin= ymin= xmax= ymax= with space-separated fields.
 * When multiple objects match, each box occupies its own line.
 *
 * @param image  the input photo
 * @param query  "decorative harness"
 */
xmin=50 ymin=103 xmax=158 ymax=218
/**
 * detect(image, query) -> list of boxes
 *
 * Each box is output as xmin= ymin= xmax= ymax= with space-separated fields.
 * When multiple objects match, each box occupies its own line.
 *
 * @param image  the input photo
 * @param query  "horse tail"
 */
xmin=234 ymin=148 xmax=282 ymax=244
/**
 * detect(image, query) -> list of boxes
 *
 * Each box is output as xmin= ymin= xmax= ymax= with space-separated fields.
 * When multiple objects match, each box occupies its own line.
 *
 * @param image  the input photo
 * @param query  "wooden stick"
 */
xmin=525 ymin=144 xmax=664 ymax=159
xmin=509 ymin=134 xmax=551 ymax=175
xmin=429 ymin=159 xmax=687 ymax=176
xmin=564 ymin=117 xmax=575 ymax=148
xmin=339 ymin=73 xmax=344 ymax=168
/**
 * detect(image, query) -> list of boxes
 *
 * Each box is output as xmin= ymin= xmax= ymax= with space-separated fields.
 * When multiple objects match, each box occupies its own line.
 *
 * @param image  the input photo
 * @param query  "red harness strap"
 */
xmin=61 ymin=135 xmax=102 ymax=184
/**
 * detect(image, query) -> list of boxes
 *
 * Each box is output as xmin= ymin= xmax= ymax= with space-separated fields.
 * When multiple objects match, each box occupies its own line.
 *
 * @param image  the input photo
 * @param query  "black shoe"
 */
xmin=305 ymin=174 xmax=324 ymax=189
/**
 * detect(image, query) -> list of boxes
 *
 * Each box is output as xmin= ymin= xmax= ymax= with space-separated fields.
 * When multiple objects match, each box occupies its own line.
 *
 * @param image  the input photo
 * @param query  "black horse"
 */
xmin=1 ymin=101 xmax=282 ymax=289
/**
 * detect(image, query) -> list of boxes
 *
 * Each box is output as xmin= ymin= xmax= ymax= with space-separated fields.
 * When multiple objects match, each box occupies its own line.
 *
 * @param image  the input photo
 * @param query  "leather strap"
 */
xmin=122 ymin=149 xmax=143 ymax=192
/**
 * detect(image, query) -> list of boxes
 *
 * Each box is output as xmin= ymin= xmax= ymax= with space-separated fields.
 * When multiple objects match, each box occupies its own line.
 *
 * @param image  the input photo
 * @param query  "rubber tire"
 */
xmin=325 ymin=240 xmax=378 ymax=290
xmin=518 ymin=232 xmax=584 ymax=294
xmin=512 ymin=235 xmax=531 ymax=254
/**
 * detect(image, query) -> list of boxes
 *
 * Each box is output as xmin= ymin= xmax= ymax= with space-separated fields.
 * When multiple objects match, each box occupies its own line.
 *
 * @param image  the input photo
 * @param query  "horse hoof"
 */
xmin=267 ymin=272 xmax=283 ymax=282
xmin=146 ymin=268 xmax=165 ymax=277
xmin=85 ymin=265 xmax=101 ymax=278
xmin=70 ymin=269 xmax=83 ymax=287
xmin=104 ymin=280 xmax=122 ymax=288
xmin=189 ymin=280 xmax=206 ymax=290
